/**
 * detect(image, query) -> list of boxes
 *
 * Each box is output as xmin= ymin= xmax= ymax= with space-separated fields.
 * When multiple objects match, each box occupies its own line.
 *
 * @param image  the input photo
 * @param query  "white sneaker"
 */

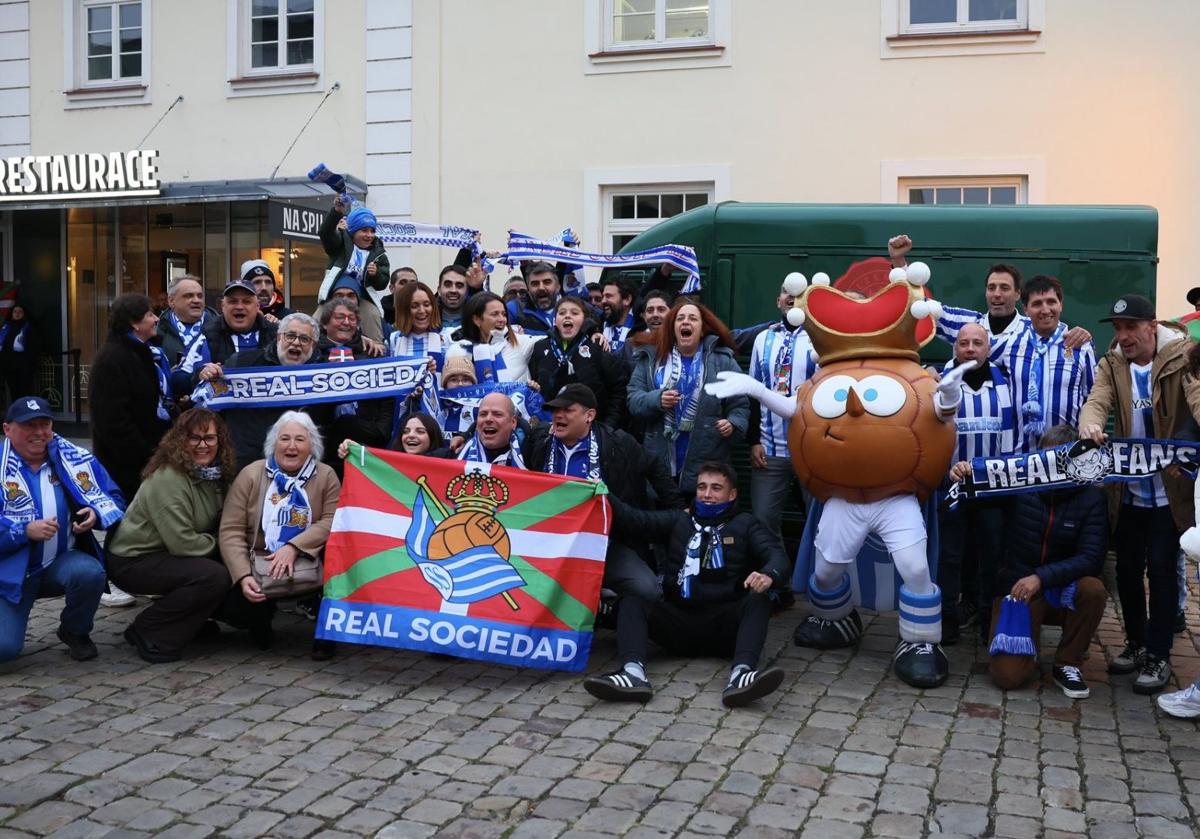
xmin=100 ymin=583 xmax=136 ymax=607
xmin=1157 ymin=683 xmax=1200 ymax=719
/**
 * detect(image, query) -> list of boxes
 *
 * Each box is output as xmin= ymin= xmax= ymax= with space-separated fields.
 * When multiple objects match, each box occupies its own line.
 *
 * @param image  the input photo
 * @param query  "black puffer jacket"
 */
xmin=89 ymin=334 xmax=171 ymax=500
xmin=609 ymin=496 xmax=789 ymax=605
xmin=196 ymin=315 xmax=277 ymax=375
xmin=528 ymin=329 xmax=629 ymax=429
xmin=997 ymin=486 xmax=1108 ymax=594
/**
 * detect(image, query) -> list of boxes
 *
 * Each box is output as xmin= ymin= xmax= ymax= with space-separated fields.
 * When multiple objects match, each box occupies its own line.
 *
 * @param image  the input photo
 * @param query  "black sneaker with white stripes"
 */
xmin=583 ymin=669 xmax=653 ymax=703
xmin=892 ymin=640 xmax=949 ymax=688
xmin=722 ymin=667 xmax=785 ymax=708
xmin=1052 ymin=665 xmax=1090 ymax=699
xmin=792 ymin=610 xmax=863 ymax=649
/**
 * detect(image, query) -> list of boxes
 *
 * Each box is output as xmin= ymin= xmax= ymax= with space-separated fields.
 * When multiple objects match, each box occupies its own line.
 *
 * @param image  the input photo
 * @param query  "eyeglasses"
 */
xmin=188 ymin=434 xmax=218 ymax=447
xmin=330 ymin=313 xmax=358 ymax=322
xmin=281 ymin=331 xmax=315 ymax=346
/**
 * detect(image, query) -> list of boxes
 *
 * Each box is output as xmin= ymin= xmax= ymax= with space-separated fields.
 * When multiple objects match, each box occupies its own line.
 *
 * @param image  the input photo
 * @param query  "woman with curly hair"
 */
xmin=627 ymin=299 xmax=749 ymax=495
xmin=106 ymin=408 xmax=237 ymax=663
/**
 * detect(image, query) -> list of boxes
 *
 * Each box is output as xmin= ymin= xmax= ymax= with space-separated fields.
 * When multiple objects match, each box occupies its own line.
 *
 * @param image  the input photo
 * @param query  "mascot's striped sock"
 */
xmin=899 ymin=584 xmax=943 ymax=644
xmin=807 ymin=572 xmax=852 ymax=620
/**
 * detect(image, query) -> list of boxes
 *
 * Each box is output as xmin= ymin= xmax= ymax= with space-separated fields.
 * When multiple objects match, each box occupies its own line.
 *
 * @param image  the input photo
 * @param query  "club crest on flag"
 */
xmin=408 ymin=472 xmax=526 ymax=609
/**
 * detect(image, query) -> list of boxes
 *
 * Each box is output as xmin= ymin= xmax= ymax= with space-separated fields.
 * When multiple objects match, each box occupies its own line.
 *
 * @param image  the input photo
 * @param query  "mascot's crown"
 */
xmin=447 ymin=472 xmax=510 ymax=514
xmin=783 ymin=264 xmax=940 ymax=365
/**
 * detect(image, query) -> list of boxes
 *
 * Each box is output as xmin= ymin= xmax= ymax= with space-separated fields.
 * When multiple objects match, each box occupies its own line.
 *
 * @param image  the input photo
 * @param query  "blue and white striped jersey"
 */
xmin=990 ymin=325 xmax=1096 ymax=452
xmin=749 ymin=324 xmax=818 ymax=457
xmin=935 ymin=305 xmax=1030 ymax=346
xmin=947 ymin=363 xmax=1018 ymax=463
xmin=1127 ymin=361 xmax=1168 ymax=508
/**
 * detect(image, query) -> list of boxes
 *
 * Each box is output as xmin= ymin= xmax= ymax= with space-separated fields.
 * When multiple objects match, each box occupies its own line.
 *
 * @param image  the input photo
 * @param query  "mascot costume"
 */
xmin=706 ymin=262 xmax=976 ymax=687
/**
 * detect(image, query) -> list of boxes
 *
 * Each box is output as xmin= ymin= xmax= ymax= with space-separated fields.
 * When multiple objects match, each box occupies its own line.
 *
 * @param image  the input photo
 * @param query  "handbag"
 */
xmin=251 ymin=548 xmax=324 ymax=599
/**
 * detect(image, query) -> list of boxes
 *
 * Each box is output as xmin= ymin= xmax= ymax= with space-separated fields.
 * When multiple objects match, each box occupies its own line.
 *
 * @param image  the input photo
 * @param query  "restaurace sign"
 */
xmin=0 ymin=149 xmax=160 ymax=202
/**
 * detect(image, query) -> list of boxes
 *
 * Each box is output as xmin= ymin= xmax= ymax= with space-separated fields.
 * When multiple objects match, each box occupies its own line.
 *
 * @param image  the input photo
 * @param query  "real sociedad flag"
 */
xmin=406 ymin=487 xmax=527 ymax=605
xmin=792 ymin=497 xmax=940 ymax=613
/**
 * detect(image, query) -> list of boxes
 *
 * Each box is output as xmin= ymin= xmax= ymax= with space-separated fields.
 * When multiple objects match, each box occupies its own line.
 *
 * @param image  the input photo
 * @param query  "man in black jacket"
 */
xmin=583 ymin=461 xmax=788 ymax=708
xmin=156 ymin=274 xmax=212 ymax=367
xmin=224 ymin=312 xmax=331 ymax=470
xmin=178 ymin=278 xmax=278 ymax=389
xmin=527 ymin=384 xmax=683 ymax=601
xmin=986 ymin=425 xmax=1109 ymax=699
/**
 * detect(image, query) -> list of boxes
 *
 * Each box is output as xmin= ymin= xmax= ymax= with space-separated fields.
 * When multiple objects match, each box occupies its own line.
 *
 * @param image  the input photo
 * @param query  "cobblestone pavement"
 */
xmin=1 ymin=570 xmax=1197 ymax=839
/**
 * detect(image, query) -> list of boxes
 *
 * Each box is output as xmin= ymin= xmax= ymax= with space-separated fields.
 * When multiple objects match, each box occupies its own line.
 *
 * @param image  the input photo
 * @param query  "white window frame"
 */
xmin=584 ymin=0 xmax=731 ymax=75
xmin=899 ymin=175 xmax=1026 ymax=206
xmin=603 ymin=183 xmax=715 ymax=255
xmin=881 ymin=158 xmax=1045 ymax=204
xmin=901 ymin=0 xmax=1027 ymax=35
xmin=582 ymin=164 xmax=731 ymax=284
xmin=881 ymin=0 xmax=1044 ymax=59
xmin=63 ymin=0 xmax=151 ymax=108
xmin=226 ymin=0 xmax=324 ymax=97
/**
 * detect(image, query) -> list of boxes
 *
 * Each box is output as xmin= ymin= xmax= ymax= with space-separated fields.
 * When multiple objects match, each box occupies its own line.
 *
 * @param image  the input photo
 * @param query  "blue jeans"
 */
xmin=0 ymin=549 xmax=106 ymax=661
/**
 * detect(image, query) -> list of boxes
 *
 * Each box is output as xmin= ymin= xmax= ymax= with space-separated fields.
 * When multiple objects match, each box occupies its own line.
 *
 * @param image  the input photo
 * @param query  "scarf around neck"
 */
xmin=262 ymin=455 xmax=316 ymax=552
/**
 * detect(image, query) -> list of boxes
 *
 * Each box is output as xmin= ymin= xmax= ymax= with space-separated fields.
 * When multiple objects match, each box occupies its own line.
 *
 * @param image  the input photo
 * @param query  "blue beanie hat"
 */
xmin=346 ymin=207 xmax=377 ymax=235
xmin=330 ymin=273 xmax=362 ymax=297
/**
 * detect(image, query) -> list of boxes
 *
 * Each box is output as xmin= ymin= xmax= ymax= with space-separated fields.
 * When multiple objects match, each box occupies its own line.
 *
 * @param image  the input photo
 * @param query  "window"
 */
xmin=608 ymin=0 xmax=711 ymax=49
xmin=904 ymin=0 xmax=1025 ymax=32
xmin=83 ymin=1 xmax=143 ymax=82
xmin=65 ymin=0 xmax=151 ymax=105
xmin=249 ymin=0 xmax=314 ymax=71
xmin=227 ymin=0 xmax=324 ymax=95
xmin=899 ymin=176 xmax=1025 ymax=205
xmin=604 ymin=185 xmax=711 ymax=253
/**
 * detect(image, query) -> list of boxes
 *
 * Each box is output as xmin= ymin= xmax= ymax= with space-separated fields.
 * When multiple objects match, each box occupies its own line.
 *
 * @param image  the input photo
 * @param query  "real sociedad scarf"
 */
xmin=948 ymin=437 xmax=1200 ymax=508
xmin=326 ymin=345 xmax=358 ymax=417
xmin=503 ymin=231 xmax=702 ymax=294
xmin=457 ymin=434 xmax=526 ymax=469
xmin=165 ymin=311 xmax=205 ymax=359
xmin=603 ymin=313 xmax=635 ymax=353
xmin=389 ymin=331 xmax=445 ymax=371
xmin=655 ymin=348 xmax=704 ymax=474
xmin=679 ymin=500 xmax=732 ymax=599
xmin=440 ymin=381 xmax=544 ymax=424
xmin=548 ymin=431 xmax=601 ymax=482
xmin=469 ymin=336 xmax=509 ymax=383
xmin=0 ymin=436 xmax=123 ymax=530
xmin=0 ymin=320 xmax=30 ymax=353
xmin=262 ymin=455 xmax=315 ymax=553
xmin=128 ymin=332 xmax=172 ymax=422
xmin=1022 ymin=323 xmax=1065 ymax=440
xmin=760 ymin=323 xmax=799 ymax=393
xmin=190 ymin=355 xmax=426 ymax=411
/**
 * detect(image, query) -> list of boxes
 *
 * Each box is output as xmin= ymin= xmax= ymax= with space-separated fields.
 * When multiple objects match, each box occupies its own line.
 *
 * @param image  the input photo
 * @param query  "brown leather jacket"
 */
xmin=1077 ymin=322 xmax=1200 ymax=531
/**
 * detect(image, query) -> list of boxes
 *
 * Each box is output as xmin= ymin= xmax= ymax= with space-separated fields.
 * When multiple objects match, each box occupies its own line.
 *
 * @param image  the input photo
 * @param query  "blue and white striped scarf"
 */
xmin=1021 ymin=323 xmax=1065 ymax=441
xmin=655 ymin=348 xmax=704 ymax=474
xmin=503 ymin=231 xmax=702 ymax=294
xmin=262 ymin=455 xmax=316 ymax=553
xmin=128 ymin=332 xmax=172 ymax=421
xmin=0 ymin=320 xmax=30 ymax=353
xmin=457 ymin=434 xmax=526 ymax=469
xmin=547 ymin=431 xmax=601 ymax=482
xmin=165 ymin=311 xmax=205 ymax=359
xmin=389 ymin=331 xmax=446 ymax=371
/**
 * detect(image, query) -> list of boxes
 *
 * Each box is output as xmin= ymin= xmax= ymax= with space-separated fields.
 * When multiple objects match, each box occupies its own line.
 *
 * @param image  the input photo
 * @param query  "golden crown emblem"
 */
xmin=446 ymin=472 xmax=510 ymax=515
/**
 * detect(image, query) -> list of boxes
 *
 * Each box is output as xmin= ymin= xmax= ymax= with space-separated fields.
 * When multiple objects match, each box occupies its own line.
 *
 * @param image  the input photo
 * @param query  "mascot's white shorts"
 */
xmin=814 ymin=495 xmax=925 ymax=563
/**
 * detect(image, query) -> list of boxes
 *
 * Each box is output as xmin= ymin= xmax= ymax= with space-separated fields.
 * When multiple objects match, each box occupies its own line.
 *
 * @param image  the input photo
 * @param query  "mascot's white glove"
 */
xmin=1182 ymin=526 xmax=1200 ymax=561
xmin=704 ymin=371 xmax=798 ymax=419
xmin=933 ymin=359 xmax=979 ymax=416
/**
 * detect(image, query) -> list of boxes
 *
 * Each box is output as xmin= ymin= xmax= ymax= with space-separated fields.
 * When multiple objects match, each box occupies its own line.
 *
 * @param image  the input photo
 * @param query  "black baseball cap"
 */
xmin=222 ymin=278 xmax=257 ymax=298
xmin=544 ymin=383 xmax=598 ymax=411
xmin=5 ymin=396 xmax=53 ymax=423
xmin=1100 ymin=294 xmax=1156 ymax=322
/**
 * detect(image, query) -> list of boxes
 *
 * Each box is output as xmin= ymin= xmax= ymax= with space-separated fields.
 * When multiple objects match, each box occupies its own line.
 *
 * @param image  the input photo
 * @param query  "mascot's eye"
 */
xmin=811 ymin=375 xmax=858 ymax=419
xmin=854 ymin=375 xmax=907 ymax=417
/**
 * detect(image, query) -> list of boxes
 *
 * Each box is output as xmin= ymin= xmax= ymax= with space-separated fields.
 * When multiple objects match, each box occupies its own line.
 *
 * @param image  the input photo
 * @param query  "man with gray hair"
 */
xmin=224 ymin=312 xmax=331 ymax=470
xmin=157 ymin=274 xmax=211 ymax=366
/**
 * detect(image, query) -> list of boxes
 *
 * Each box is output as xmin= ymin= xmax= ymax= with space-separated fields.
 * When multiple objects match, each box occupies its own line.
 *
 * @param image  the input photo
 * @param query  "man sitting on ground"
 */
xmin=584 ymin=461 xmax=788 ymax=708
xmin=986 ymin=424 xmax=1108 ymax=699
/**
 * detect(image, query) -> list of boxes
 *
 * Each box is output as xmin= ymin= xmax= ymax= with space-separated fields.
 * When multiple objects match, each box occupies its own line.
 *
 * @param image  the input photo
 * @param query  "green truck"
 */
xmin=617 ymin=203 xmax=1159 ymax=360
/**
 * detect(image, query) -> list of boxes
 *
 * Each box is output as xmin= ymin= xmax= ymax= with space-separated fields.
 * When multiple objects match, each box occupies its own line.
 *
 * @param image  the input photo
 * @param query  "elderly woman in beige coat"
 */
xmin=218 ymin=410 xmax=340 ymax=658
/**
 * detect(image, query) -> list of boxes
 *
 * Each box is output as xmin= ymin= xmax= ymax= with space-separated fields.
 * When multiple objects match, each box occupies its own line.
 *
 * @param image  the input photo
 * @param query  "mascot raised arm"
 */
xmin=706 ymin=260 xmax=976 ymax=688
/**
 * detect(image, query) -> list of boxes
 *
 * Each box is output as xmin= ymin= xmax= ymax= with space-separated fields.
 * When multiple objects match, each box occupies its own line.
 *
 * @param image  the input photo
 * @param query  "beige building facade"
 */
xmin=409 ymin=1 xmax=1199 ymax=313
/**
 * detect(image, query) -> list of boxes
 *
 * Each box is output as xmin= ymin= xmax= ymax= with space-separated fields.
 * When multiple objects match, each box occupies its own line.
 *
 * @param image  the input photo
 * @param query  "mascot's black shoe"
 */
xmin=793 ymin=611 xmax=863 ymax=649
xmin=893 ymin=640 xmax=949 ymax=688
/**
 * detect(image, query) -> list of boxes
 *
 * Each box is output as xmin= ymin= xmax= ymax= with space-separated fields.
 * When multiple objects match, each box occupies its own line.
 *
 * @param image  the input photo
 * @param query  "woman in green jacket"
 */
xmin=107 ymin=408 xmax=237 ymax=663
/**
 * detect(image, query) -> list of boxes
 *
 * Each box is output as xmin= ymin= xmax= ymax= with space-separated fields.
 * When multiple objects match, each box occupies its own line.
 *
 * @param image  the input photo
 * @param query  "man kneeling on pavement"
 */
xmin=584 ymin=461 xmax=788 ymax=708
xmin=987 ymin=424 xmax=1108 ymax=699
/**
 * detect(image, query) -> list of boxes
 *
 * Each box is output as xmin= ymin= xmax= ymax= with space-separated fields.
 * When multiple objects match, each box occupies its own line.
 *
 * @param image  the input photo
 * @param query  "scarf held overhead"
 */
xmin=502 ymin=231 xmax=702 ymax=294
xmin=948 ymin=437 xmax=1200 ymax=508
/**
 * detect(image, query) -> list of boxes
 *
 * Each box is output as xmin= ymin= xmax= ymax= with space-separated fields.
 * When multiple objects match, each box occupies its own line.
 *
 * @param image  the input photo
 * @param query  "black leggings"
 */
xmin=616 ymin=592 xmax=773 ymax=669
